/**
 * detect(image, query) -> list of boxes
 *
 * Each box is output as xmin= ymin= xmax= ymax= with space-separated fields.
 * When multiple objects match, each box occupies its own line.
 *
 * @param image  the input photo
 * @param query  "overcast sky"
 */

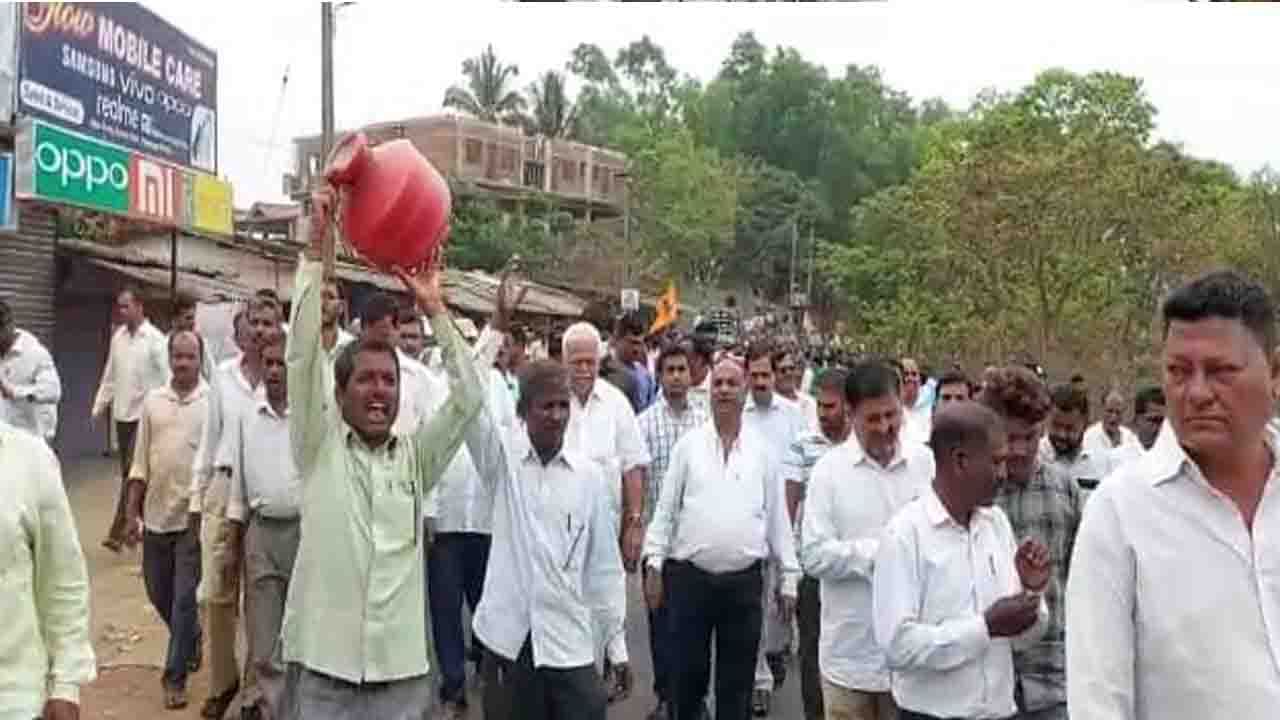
xmin=148 ymin=0 xmax=1280 ymax=206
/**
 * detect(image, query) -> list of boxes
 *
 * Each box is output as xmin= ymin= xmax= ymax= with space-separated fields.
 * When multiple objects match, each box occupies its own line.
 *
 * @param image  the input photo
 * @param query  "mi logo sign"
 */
xmin=130 ymin=156 xmax=190 ymax=225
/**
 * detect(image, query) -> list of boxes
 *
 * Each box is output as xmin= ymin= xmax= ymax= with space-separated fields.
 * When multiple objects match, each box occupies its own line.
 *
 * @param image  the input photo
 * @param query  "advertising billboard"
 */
xmin=17 ymin=2 xmax=218 ymax=173
xmin=15 ymin=119 xmax=232 ymax=236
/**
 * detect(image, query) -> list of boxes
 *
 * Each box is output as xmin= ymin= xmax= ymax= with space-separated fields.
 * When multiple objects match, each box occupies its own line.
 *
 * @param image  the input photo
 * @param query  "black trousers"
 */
xmin=666 ymin=560 xmax=764 ymax=720
xmin=481 ymin=637 xmax=606 ymax=720
xmin=645 ymin=564 xmax=675 ymax=704
xmin=142 ymin=528 xmax=202 ymax=688
xmin=900 ymin=711 xmax=1003 ymax=720
xmin=797 ymin=575 xmax=823 ymax=720
xmin=107 ymin=420 xmax=139 ymax=543
xmin=427 ymin=532 xmax=492 ymax=703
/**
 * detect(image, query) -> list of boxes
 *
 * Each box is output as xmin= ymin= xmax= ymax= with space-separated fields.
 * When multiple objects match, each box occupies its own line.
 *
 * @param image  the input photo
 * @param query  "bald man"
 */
xmin=644 ymin=358 xmax=800 ymax=720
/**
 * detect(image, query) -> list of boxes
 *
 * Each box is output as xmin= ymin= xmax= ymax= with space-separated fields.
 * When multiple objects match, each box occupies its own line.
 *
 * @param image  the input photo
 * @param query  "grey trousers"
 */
xmin=243 ymin=515 xmax=301 ymax=718
xmin=280 ymin=663 xmax=433 ymax=720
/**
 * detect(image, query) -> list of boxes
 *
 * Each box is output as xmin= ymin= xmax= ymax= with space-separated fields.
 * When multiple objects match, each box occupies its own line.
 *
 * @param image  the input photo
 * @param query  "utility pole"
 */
xmin=320 ymin=3 xmax=335 ymax=164
xmin=789 ymin=217 xmax=799 ymax=331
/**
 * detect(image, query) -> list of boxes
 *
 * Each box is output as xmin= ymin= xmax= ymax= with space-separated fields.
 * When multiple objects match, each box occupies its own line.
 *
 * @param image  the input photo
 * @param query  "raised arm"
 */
xmin=399 ymin=265 xmax=484 ymax=497
xmin=799 ymin=458 xmax=881 ymax=581
xmin=287 ymin=192 xmax=336 ymax=477
xmin=30 ymin=439 xmax=96 ymax=707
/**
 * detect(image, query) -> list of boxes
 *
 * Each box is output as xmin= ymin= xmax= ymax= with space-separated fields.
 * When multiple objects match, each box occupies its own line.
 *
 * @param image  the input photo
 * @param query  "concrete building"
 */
xmin=284 ymin=114 xmax=627 ymax=220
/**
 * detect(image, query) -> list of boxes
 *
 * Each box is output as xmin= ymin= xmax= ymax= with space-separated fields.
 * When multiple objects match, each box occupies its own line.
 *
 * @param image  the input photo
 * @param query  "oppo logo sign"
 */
xmin=35 ymin=139 xmax=127 ymax=193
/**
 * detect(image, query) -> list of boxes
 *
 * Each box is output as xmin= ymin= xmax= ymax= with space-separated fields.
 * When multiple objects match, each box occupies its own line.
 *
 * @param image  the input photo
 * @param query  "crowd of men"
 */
xmin=2 ymin=191 xmax=1279 ymax=720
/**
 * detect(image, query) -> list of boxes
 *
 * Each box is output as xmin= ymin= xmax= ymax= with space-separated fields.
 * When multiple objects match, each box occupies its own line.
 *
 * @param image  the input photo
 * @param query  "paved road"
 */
xmin=461 ymin=573 xmax=805 ymax=720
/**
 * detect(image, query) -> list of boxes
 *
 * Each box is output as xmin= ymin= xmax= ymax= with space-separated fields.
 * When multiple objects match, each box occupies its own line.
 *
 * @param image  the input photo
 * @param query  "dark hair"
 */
xmin=689 ymin=334 xmax=715 ymax=363
xmin=845 ymin=359 xmax=900 ymax=409
xmin=247 ymin=295 xmax=281 ymax=320
xmin=396 ymin=305 xmax=421 ymax=327
xmin=334 ymin=337 xmax=401 ymax=391
xmin=1069 ymin=373 xmax=1085 ymax=384
xmin=931 ymin=402 xmax=1002 ymax=463
xmin=548 ymin=331 xmax=564 ymax=361
xmin=655 ymin=342 xmax=690 ymax=375
xmin=167 ymin=329 xmax=205 ymax=365
xmin=745 ymin=341 xmax=775 ymax=370
xmin=813 ymin=368 xmax=848 ymax=395
xmin=0 ymin=297 xmax=12 ymax=322
xmin=1134 ymin=385 xmax=1165 ymax=416
xmin=517 ymin=360 xmax=570 ymax=418
xmin=174 ymin=296 xmax=197 ymax=313
xmin=615 ymin=312 xmax=646 ymax=338
xmin=117 ymin=285 xmax=143 ymax=304
xmin=937 ymin=369 xmax=972 ymax=393
xmin=1049 ymin=382 xmax=1089 ymax=417
xmin=1162 ymin=269 xmax=1276 ymax=351
xmin=979 ymin=366 xmax=1052 ymax=424
xmin=232 ymin=309 xmax=248 ymax=333
xmin=509 ymin=325 xmax=528 ymax=345
xmin=359 ymin=293 xmax=400 ymax=328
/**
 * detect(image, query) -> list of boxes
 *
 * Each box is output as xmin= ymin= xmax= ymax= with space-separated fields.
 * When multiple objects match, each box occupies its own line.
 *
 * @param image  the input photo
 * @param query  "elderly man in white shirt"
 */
xmin=874 ymin=402 xmax=1051 ymax=720
xmin=801 ymin=360 xmax=934 ymax=720
xmin=1067 ymin=270 xmax=1280 ymax=720
xmin=122 ymin=330 xmax=210 ymax=710
xmin=0 ymin=418 xmax=96 ymax=720
xmin=1081 ymin=389 xmax=1142 ymax=473
xmin=464 ymin=360 xmax=631 ymax=720
xmin=0 ymin=298 xmax=62 ymax=441
xmin=561 ymin=322 xmax=650 ymax=672
xmin=193 ymin=296 xmax=282 ymax=718
xmin=93 ymin=286 xmax=169 ymax=552
xmin=644 ymin=357 xmax=800 ymax=720
xmin=219 ymin=330 xmax=301 ymax=720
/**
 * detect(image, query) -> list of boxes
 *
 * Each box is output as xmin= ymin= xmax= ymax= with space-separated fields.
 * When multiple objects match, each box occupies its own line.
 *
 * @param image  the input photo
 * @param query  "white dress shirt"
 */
xmin=1081 ymin=422 xmax=1142 ymax=477
xmin=902 ymin=404 xmax=933 ymax=449
xmin=743 ymin=394 xmax=806 ymax=466
xmin=0 ymin=421 xmax=96 ymax=714
xmin=224 ymin=396 xmax=301 ymax=522
xmin=644 ymin=423 xmax=801 ymax=597
xmin=873 ymin=489 xmax=1049 ymax=719
xmin=1066 ymin=424 xmax=1280 ymax=720
xmin=92 ymin=320 xmax=169 ymax=423
xmin=800 ymin=439 xmax=934 ymax=692
xmin=130 ymin=383 xmax=210 ymax=533
xmin=565 ymin=379 xmax=651 ymax=519
xmin=192 ymin=357 xmax=261 ymax=515
xmin=783 ymin=392 xmax=819 ymax=434
xmin=464 ymin=410 xmax=628 ymax=667
xmin=0 ymin=329 xmax=61 ymax=439
xmin=393 ymin=350 xmax=440 ymax=436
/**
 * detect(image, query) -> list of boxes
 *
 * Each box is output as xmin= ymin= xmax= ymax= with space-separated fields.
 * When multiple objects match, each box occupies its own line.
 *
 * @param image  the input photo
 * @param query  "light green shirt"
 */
xmin=0 ymin=421 xmax=96 ymax=714
xmin=281 ymin=256 xmax=484 ymax=683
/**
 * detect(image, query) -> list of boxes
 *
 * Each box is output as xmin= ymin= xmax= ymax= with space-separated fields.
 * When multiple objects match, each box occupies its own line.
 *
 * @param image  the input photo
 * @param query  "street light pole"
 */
xmin=320 ymin=3 xmax=335 ymax=165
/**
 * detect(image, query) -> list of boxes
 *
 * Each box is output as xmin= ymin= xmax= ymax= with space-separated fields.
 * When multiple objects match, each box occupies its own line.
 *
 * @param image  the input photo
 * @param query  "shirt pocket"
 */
xmin=372 ymin=476 xmax=420 ymax=555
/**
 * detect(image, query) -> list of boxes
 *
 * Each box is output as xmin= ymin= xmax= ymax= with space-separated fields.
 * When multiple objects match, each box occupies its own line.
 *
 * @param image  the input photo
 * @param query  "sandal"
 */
xmin=201 ymin=680 xmax=239 ymax=719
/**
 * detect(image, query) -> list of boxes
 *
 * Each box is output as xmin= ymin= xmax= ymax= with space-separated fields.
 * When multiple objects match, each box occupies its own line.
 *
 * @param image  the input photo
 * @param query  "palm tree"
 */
xmin=443 ymin=45 xmax=526 ymax=125
xmin=524 ymin=70 xmax=578 ymax=138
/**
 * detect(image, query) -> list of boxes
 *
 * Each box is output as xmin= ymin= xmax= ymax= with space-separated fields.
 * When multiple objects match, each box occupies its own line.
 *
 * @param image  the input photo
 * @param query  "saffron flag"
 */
xmin=649 ymin=282 xmax=679 ymax=334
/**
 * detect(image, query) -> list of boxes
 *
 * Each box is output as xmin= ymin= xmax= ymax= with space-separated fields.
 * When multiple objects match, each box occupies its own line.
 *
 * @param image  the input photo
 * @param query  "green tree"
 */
xmin=524 ymin=70 xmax=577 ymax=138
xmin=443 ymin=45 xmax=527 ymax=125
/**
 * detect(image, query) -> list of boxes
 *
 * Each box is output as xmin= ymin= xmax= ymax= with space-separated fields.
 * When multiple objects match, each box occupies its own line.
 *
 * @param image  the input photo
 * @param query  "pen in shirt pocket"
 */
xmin=989 ymin=555 xmax=996 ymax=578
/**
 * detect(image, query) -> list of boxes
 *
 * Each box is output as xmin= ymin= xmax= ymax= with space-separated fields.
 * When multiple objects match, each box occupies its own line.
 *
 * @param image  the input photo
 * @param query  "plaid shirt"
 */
xmin=994 ymin=460 xmax=1084 ymax=712
xmin=782 ymin=430 xmax=839 ymax=540
xmin=637 ymin=397 xmax=707 ymax=523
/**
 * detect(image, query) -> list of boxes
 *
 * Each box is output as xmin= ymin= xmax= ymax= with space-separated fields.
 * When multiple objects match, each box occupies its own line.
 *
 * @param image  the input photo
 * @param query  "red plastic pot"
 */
xmin=324 ymin=131 xmax=452 ymax=271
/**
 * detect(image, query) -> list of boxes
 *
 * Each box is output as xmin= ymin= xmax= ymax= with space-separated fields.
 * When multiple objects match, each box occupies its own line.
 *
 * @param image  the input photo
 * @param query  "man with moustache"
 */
xmin=638 ymin=342 xmax=709 ymax=720
xmin=874 ymin=403 xmax=1052 ymax=720
xmin=123 ymin=330 xmax=210 ymax=709
xmin=192 ymin=296 xmax=281 ymax=719
xmin=1068 ymin=270 xmax=1280 ymax=720
xmin=222 ymin=330 xmax=300 ymax=720
xmin=644 ymin=357 xmax=800 ymax=720
xmin=981 ymin=367 xmax=1083 ymax=720
xmin=783 ymin=368 xmax=853 ymax=720
xmin=1039 ymin=384 xmax=1107 ymax=494
xmin=462 ymin=360 xmax=631 ymax=720
xmin=801 ymin=361 xmax=934 ymax=720
xmin=278 ymin=191 xmax=484 ymax=718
